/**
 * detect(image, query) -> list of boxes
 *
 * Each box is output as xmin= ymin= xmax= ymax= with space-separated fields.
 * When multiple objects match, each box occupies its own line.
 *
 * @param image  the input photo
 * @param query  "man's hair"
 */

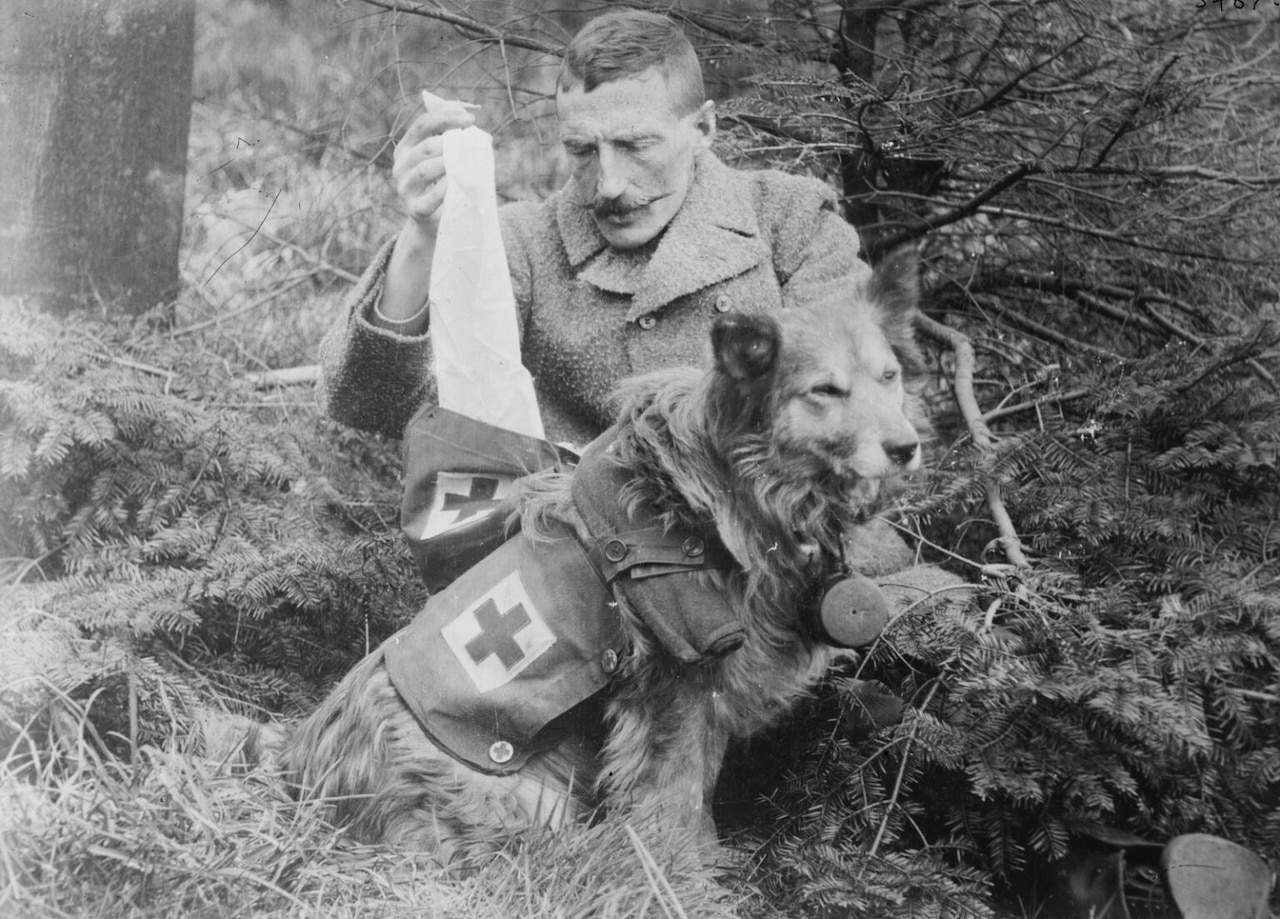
xmin=556 ymin=10 xmax=704 ymax=115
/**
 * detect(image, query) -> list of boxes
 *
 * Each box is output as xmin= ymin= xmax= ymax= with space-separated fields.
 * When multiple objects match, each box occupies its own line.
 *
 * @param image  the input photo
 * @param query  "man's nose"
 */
xmin=595 ymin=145 xmax=627 ymax=200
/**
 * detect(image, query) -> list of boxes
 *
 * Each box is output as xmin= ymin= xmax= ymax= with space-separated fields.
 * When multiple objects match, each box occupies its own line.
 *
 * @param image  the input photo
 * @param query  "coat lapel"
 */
xmin=553 ymin=154 xmax=770 ymax=313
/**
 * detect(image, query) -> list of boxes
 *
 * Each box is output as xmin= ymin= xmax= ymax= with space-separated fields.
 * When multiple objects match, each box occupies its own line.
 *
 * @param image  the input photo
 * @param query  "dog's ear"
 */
xmin=868 ymin=244 xmax=925 ymax=374
xmin=712 ymin=314 xmax=780 ymax=383
xmin=868 ymin=244 xmax=919 ymax=319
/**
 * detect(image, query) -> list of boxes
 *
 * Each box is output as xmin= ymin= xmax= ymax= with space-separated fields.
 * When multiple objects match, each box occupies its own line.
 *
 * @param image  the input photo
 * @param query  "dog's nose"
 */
xmin=884 ymin=441 xmax=919 ymax=468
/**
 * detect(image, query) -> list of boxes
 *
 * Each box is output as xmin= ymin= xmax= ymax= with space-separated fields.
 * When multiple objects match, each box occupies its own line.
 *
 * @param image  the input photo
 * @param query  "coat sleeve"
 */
xmin=315 ymin=237 xmax=437 ymax=439
xmin=317 ymin=203 xmax=540 ymax=439
xmin=763 ymin=173 xmax=872 ymax=309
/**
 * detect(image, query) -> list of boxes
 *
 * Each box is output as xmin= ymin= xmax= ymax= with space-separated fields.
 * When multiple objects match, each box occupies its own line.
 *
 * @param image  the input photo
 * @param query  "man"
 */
xmin=319 ymin=9 xmax=873 ymax=448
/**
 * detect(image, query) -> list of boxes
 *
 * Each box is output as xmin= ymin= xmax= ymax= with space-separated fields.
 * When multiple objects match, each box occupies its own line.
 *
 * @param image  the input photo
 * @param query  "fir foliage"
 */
xmin=0 ymin=301 xmax=423 ymax=758
xmin=741 ymin=325 xmax=1280 ymax=914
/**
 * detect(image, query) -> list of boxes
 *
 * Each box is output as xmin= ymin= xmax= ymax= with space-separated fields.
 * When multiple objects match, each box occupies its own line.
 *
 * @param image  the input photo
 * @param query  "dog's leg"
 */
xmin=282 ymin=651 xmax=594 ymax=862
xmin=602 ymin=677 xmax=730 ymax=859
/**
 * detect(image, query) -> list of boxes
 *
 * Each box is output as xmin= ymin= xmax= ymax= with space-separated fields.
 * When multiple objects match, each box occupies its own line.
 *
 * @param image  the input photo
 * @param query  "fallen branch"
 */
xmin=244 ymin=364 xmax=320 ymax=389
xmin=915 ymin=313 xmax=1031 ymax=570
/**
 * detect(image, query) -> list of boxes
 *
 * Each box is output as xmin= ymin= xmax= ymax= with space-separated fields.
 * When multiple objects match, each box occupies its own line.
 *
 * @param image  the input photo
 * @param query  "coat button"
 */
xmin=637 ymin=314 xmax=657 ymax=330
xmin=714 ymin=294 xmax=733 ymax=313
xmin=681 ymin=536 xmax=705 ymax=557
xmin=604 ymin=539 xmax=628 ymax=562
xmin=601 ymin=648 xmax=620 ymax=674
xmin=488 ymin=740 xmax=515 ymax=765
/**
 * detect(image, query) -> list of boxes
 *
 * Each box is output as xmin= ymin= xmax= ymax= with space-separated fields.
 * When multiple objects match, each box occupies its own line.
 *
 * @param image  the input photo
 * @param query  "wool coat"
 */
xmin=318 ymin=152 xmax=871 ymax=447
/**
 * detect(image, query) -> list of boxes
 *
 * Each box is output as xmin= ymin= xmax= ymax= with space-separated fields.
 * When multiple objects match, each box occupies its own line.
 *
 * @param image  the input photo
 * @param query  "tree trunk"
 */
xmin=0 ymin=0 xmax=195 ymax=314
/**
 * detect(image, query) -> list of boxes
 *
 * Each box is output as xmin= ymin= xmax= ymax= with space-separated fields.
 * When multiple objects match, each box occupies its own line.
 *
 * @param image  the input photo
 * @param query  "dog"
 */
xmin=277 ymin=248 xmax=926 ymax=864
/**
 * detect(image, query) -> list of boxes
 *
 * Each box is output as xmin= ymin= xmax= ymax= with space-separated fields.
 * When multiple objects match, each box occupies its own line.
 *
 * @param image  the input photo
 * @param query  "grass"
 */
xmin=0 ymin=715 xmax=744 ymax=918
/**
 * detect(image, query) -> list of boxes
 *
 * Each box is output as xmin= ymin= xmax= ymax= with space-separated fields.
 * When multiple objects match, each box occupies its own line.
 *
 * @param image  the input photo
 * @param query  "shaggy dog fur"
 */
xmin=278 ymin=248 xmax=927 ymax=863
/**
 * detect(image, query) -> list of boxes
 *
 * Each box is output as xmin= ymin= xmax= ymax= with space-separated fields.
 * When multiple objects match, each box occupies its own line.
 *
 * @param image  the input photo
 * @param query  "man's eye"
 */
xmin=564 ymin=143 xmax=594 ymax=158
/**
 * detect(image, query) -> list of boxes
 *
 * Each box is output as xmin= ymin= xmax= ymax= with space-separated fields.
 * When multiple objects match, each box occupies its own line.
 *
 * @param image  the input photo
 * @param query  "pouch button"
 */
xmin=637 ymin=314 xmax=657 ymax=330
xmin=488 ymin=740 xmax=515 ymax=765
xmin=604 ymin=539 xmax=628 ymax=562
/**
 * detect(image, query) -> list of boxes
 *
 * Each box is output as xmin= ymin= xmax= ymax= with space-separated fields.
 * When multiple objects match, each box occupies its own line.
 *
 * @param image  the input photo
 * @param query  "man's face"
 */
xmin=557 ymin=68 xmax=715 ymax=250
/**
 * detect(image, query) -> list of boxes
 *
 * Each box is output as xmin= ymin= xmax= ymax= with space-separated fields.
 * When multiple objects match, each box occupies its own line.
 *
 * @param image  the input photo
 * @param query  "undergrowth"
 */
xmin=736 ymin=327 xmax=1280 ymax=916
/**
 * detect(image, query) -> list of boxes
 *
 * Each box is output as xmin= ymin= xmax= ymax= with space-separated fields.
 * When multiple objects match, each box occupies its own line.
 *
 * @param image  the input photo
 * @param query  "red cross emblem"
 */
xmin=464 ymin=597 xmax=531 ymax=669
xmin=442 ymin=476 xmax=502 ymax=521
xmin=418 ymin=472 xmax=516 ymax=539
xmin=441 ymin=572 xmax=555 ymax=692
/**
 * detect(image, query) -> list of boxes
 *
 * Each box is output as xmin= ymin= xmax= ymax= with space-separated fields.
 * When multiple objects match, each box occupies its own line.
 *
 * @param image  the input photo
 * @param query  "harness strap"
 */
xmin=571 ymin=429 xmax=746 ymax=663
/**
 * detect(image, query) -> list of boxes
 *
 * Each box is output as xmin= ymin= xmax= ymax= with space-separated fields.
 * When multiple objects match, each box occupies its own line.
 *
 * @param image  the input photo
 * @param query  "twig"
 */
xmin=915 ymin=314 xmax=1031 ymax=569
xmin=222 ymin=221 xmax=362 ymax=285
xmin=875 ymin=163 xmax=1035 ymax=253
xmin=957 ymin=34 xmax=1087 ymax=119
xmin=1091 ymin=163 xmax=1280 ymax=189
xmin=1091 ymin=56 xmax=1179 ymax=167
xmin=358 ymin=0 xmax=562 ymax=56
xmin=976 ymin=203 xmax=1270 ymax=266
xmin=915 ymin=315 xmax=993 ymax=451
xmin=983 ymin=387 xmax=1091 ymax=423
xmin=868 ymin=681 xmax=940 ymax=858
xmin=977 ymin=299 xmax=1126 ymax=362
xmin=171 ymin=275 xmax=313 ymax=338
xmin=244 ymin=364 xmax=320 ymax=389
xmin=110 ymin=357 xmax=175 ymax=395
xmin=203 ymin=188 xmax=281 ymax=287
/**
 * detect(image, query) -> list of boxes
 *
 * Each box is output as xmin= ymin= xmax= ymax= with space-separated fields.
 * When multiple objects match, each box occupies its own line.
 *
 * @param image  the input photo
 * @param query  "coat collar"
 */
xmin=554 ymin=153 xmax=769 ymax=320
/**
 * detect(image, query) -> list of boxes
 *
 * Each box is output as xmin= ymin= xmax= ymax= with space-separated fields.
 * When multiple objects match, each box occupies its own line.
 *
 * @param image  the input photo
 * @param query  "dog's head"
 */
xmin=710 ymin=246 xmax=925 ymax=486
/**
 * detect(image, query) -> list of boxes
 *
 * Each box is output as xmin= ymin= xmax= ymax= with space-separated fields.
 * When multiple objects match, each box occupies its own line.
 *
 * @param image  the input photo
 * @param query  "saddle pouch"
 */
xmin=400 ymin=404 xmax=577 ymax=592
xmin=384 ymin=524 xmax=624 ymax=775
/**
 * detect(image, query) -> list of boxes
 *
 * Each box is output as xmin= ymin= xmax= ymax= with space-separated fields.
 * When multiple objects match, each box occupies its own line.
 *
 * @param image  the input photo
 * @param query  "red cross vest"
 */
xmin=383 ymin=430 xmax=744 ymax=775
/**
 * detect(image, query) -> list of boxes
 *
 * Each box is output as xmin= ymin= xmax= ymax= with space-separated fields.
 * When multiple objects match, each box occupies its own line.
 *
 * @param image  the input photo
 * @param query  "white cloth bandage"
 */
xmin=428 ymin=120 xmax=544 ymax=439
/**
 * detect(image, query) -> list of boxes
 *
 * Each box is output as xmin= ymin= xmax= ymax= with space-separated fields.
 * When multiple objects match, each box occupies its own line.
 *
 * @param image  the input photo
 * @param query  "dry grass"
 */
xmin=0 ymin=696 xmax=747 ymax=919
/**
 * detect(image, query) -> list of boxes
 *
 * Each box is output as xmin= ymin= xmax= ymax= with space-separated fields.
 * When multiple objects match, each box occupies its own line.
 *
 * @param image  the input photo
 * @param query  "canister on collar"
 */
xmin=813 ymin=571 xmax=891 ymax=648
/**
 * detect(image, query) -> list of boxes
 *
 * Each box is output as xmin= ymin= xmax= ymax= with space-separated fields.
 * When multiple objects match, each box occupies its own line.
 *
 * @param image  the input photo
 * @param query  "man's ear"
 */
xmin=694 ymin=99 xmax=716 ymax=150
xmin=713 ymin=313 xmax=779 ymax=383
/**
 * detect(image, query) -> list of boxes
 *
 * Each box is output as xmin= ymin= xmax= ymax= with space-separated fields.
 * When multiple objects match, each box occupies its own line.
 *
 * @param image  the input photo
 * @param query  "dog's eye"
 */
xmin=810 ymin=383 xmax=847 ymax=398
xmin=881 ymin=369 xmax=899 ymax=383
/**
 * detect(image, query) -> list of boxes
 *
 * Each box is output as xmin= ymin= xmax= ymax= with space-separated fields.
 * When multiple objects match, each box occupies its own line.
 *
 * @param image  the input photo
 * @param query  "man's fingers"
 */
xmin=404 ymin=175 xmax=448 ymax=224
xmin=400 ymin=107 xmax=477 ymax=146
xmin=393 ymin=100 xmax=476 ymax=225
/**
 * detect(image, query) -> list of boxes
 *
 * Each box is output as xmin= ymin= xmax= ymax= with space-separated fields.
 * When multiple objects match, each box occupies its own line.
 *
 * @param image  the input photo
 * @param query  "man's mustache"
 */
xmin=590 ymin=193 xmax=662 ymax=220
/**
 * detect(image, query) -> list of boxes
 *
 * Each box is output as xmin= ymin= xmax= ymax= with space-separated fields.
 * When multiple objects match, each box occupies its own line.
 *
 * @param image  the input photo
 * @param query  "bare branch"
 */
xmin=976 ymin=204 xmax=1271 ymax=265
xmin=915 ymin=314 xmax=1031 ymax=570
xmin=358 ymin=0 xmax=562 ymax=56
xmin=1091 ymin=55 xmax=1180 ymax=167
xmin=871 ymin=163 xmax=1035 ymax=254
xmin=957 ymin=34 xmax=1087 ymax=119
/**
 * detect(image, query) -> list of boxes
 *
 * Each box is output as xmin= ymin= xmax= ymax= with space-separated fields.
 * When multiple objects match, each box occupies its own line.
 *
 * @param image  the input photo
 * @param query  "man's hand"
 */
xmin=377 ymin=102 xmax=477 ymax=330
xmin=393 ymin=103 xmax=477 ymax=233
